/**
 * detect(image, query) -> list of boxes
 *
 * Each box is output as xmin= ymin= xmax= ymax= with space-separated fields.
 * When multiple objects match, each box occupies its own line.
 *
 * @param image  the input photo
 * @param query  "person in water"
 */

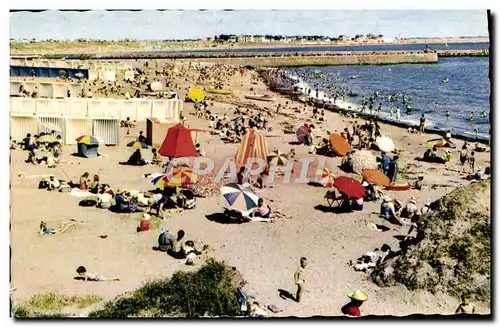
xmin=469 ymin=111 xmax=475 ymax=121
xmin=480 ymin=111 xmax=487 ymax=118
xmin=446 ymin=110 xmax=451 ymax=119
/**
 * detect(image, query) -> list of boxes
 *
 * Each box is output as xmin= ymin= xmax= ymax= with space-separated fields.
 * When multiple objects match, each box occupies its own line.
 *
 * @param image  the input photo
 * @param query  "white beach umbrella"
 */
xmin=376 ymin=136 xmax=395 ymax=153
xmin=150 ymin=81 xmax=163 ymax=91
xmin=351 ymin=150 xmax=378 ymax=174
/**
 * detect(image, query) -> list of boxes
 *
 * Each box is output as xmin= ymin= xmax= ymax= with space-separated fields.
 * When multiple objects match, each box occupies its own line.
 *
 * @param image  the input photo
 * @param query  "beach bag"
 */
xmin=38 ymin=179 xmax=49 ymax=189
xmin=79 ymin=199 xmax=97 ymax=207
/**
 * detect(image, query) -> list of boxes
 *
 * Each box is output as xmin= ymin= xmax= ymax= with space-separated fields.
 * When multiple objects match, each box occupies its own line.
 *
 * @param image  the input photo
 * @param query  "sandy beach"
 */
xmin=10 ymin=59 xmax=491 ymax=317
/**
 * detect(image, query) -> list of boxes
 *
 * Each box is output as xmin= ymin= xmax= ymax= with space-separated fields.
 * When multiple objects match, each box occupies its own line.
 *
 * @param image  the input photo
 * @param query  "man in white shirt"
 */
xmin=98 ymin=192 xmax=113 ymax=209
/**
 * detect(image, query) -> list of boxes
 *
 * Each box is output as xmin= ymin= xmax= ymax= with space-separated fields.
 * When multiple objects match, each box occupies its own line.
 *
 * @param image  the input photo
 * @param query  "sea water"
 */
xmin=285 ymin=56 xmax=490 ymax=140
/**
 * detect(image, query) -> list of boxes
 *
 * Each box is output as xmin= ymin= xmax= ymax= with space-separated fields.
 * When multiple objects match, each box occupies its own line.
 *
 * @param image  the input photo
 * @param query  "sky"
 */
xmin=10 ymin=10 xmax=489 ymax=41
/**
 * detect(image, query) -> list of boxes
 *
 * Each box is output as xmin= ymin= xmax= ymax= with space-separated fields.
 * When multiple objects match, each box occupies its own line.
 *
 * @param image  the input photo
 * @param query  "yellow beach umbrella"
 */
xmin=188 ymin=87 xmax=204 ymax=102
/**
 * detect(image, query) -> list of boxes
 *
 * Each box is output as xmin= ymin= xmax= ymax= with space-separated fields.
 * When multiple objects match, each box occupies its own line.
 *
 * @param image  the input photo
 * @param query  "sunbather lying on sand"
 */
xmin=39 ymin=221 xmax=76 ymax=235
xmin=74 ymin=266 xmax=120 ymax=281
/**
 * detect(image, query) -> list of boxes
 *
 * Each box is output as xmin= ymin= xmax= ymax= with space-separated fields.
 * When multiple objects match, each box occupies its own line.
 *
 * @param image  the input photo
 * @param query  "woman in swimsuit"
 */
xmin=250 ymin=198 xmax=274 ymax=223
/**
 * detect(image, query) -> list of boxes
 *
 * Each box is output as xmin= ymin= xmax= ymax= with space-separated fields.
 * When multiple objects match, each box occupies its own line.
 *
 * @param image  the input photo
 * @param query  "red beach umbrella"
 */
xmin=333 ymin=176 xmax=365 ymax=199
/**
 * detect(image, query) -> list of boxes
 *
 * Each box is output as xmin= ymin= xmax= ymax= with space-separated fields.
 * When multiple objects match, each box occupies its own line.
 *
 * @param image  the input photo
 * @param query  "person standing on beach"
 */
xmin=389 ymin=106 xmax=394 ymax=119
xmin=369 ymin=102 xmax=374 ymax=115
xmin=377 ymin=103 xmax=382 ymax=117
xmin=395 ymin=107 xmax=401 ymax=121
xmin=419 ymin=114 xmax=426 ymax=134
xmin=468 ymin=151 xmax=475 ymax=173
xmin=293 ymin=257 xmax=307 ymax=303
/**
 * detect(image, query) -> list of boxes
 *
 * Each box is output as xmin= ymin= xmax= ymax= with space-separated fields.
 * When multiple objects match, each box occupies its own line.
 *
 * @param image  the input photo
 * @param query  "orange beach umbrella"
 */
xmin=361 ymin=169 xmax=390 ymax=187
xmin=329 ymin=134 xmax=351 ymax=157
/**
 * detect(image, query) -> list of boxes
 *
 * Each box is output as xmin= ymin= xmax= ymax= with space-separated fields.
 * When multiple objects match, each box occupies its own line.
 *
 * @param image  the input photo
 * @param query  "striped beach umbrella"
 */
xmin=76 ymin=135 xmax=102 ymax=145
xmin=296 ymin=125 xmax=310 ymax=144
xmin=220 ymin=183 xmax=259 ymax=212
xmin=267 ymin=150 xmax=288 ymax=167
xmin=234 ymin=128 xmax=270 ymax=166
xmin=127 ymin=140 xmax=149 ymax=149
xmin=153 ymin=168 xmax=197 ymax=189
xmin=319 ymin=167 xmax=336 ymax=188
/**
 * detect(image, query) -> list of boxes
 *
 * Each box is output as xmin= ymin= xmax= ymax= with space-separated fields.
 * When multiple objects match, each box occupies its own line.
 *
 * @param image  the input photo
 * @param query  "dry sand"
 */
xmin=10 ymin=60 xmax=491 ymax=317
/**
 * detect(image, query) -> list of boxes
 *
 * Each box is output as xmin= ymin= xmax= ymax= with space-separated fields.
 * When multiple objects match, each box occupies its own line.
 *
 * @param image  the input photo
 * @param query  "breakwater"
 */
xmin=43 ymin=50 xmax=439 ymax=66
xmin=436 ymin=49 xmax=489 ymax=57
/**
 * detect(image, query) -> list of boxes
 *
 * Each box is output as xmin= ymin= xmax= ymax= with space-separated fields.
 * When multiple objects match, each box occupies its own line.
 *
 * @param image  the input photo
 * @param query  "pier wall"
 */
xmin=192 ymin=53 xmax=439 ymax=67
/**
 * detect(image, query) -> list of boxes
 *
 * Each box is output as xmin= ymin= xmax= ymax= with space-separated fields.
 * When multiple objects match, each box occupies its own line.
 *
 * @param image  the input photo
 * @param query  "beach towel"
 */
xmin=69 ymin=188 xmax=94 ymax=198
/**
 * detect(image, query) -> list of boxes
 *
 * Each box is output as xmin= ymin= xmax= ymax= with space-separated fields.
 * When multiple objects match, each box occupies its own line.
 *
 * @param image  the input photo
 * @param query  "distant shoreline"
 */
xmin=10 ymin=37 xmax=489 ymax=55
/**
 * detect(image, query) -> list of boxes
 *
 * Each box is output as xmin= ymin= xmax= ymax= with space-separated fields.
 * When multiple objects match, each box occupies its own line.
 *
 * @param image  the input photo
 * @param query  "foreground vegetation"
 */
xmin=13 ymin=259 xmax=245 ymax=319
xmin=372 ymin=179 xmax=491 ymax=302
xmin=89 ymin=258 xmax=245 ymax=318
xmin=13 ymin=293 xmax=102 ymax=318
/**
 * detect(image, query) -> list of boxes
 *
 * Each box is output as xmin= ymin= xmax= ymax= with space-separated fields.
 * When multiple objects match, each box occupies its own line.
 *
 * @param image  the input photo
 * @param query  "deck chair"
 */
xmin=324 ymin=190 xmax=343 ymax=208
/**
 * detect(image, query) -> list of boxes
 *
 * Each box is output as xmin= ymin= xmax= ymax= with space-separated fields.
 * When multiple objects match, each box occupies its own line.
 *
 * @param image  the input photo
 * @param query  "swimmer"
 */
xmin=469 ymin=111 xmax=475 ymax=121
xmin=480 ymin=111 xmax=487 ymax=118
xmin=446 ymin=110 xmax=451 ymax=118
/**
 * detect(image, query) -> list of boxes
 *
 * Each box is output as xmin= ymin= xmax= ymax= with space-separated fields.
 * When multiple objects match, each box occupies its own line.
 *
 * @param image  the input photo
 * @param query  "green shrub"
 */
xmin=89 ymin=258 xmax=246 ymax=318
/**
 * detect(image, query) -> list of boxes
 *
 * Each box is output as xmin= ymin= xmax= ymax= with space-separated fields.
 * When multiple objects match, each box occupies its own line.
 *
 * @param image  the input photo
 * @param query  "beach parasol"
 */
xmin=376 ymin=136 xmax=395 ymax=153
xmin=42 ymin=122 xmax=61 ymax=132
xmin=153 ymin=167 xmax=197 ymax=189
xmin=187 ymin=87 xmax=205 ymax=102
xmin=127 ymin=140 xmax=149 ymax=149
xmin=361 ymin=169 xmax=390 ymax=187
xmin=329 ymin=134 xmax=352 ymax=157
xmin=351 ymin=150 xmax=378 ymax=174
xmin=427 ymin=138 xmax=456 ymax=149
xmin=296 ymin=125 xmax=310 ymax=144
xmin=76 ymin=135 xmax=102 ymax=145
xmin=267 ymin=150 xmax=288 ymax=167
xmin=319 ymin=167 xmax=336 ymax=188
xmin=234 ymin=128 xmax=269 ymax=166
xmin=220 ymin=183 xmax=259 ymax=212
xmin=333 ymin=176 xmax=366 ymax=199
xmin=150 ymin=81 xmax=163 ymax=91
xmin=427 ymin=138 xmax=445 ymax=148
xmin=37 ymin=134 xmax=57 ymax=144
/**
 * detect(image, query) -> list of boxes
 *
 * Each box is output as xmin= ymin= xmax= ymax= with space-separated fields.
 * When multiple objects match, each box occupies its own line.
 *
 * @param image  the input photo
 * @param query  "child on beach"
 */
xmin=75 ymin=266 xmax=120 ymax=282
xmin=293 ymin=257 xmax=307 ymax=303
